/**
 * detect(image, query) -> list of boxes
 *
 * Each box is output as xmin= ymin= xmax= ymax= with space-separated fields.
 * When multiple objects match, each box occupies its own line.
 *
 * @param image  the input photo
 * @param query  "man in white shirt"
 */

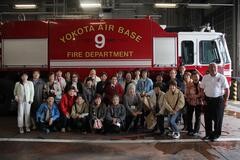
xmin=200 ymin=63 xmax=229 ymax=141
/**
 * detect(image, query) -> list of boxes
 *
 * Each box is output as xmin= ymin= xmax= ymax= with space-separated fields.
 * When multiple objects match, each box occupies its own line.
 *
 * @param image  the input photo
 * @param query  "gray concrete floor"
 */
xmin=1 ymin=141 xmax=240 ymax=160
xmin=0 ymin=101 xmax=240 ymax=160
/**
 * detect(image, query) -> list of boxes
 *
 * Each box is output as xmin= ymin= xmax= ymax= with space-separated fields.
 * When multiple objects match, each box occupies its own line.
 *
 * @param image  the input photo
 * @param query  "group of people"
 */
xmin=13 ymin=63 xmax=229 ymax=141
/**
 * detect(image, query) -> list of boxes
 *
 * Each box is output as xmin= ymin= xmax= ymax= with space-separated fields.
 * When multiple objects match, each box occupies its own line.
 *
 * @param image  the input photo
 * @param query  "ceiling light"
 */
xmin=14 ymin=4 xmax=37 ymax=9
xmin=80 ymin=3 xmax=101 ymax=8
xmin=154 ymin=3 xmax=178 ymax=8
xmin=187 ymin=3 xmax=211 ymax=9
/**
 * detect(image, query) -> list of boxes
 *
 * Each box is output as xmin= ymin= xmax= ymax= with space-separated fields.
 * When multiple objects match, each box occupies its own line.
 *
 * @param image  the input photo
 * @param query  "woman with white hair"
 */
xmin=123 ymin=83 xmax=142 ymax=131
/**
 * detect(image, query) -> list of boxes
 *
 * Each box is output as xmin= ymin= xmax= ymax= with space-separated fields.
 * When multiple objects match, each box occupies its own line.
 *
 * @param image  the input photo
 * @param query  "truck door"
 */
xmin=216 ymin=37 xmax=232 ymax=79
xmin=178 ymin=33 xmax=196 ymax=66
xmin=181 ymin=40 xmax=195 ymax=65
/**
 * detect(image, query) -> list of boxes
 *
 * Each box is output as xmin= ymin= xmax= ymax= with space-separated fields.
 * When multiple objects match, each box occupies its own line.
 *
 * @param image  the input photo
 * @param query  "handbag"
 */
xmin=145 ymin=112 xmax=157 ymax=130
xmin=93 ymin=119 xmax=103 ymax=129
xmin=142 ymin=96 xmax=153 ymax=112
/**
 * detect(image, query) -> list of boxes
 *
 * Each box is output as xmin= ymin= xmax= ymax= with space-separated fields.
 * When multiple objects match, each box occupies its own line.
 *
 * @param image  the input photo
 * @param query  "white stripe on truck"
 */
xmin=50 ymin=59 xmax=152 ymax=68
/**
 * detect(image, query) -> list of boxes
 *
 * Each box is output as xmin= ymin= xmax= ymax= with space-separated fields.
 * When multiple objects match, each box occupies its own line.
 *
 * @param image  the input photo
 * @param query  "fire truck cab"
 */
xmin=178 ymin=31 xmax=231 ymax=81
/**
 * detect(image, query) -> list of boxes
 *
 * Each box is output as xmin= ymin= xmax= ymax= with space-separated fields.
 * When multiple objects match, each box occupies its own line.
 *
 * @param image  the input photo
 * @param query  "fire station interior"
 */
xmin=0 ymin=0 xmax=240 ymax=160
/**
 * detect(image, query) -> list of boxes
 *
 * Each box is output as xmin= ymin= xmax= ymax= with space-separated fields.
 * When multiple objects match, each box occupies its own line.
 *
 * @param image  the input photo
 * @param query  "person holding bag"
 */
xmin=89 ymin=94 xmax=107 ymax=133
xmin=148 ymin=83 xmax=166 ymax=134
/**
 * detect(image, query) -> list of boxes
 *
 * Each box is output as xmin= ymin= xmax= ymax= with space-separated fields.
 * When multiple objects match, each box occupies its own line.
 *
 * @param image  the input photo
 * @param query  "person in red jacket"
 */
xmin=105 ymin=75 xmax=124 ymax=105
xmin=59 ymin=86 xmax=76 ymax=132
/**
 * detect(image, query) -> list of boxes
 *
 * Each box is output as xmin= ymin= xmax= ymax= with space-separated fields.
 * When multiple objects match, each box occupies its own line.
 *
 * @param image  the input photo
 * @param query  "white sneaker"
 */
xmin=26 ymin=127 xmax=31 ymax=133
xmin=193 ymin=132 xmax=200 ymax=136
xmin=172 ymin=132 xmax=180 ymax=139
xmin=168 ymin=132 xmax=174 ymax=137
xmin=19 ymin=127 xmax=24 ymax=134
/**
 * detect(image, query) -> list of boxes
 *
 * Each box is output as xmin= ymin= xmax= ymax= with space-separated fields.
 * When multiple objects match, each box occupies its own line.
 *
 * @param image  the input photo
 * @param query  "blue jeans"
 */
xmin=168 ymin=111 xmax=180 ymax=133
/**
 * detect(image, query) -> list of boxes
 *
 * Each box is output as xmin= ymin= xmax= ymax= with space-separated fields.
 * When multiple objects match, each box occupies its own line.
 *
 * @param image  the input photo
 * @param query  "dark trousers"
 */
xmin=204 ymin=96 xmax=224 ymax=137
xmin=105 ymin=120 xmax=123 ymax=133
xmin=38 ymin=120 xmax=58 ymax=132
xmin=72 ymin=117 xmax=89 ymax=131
xmin=156 ymin=115 xmax=165 ymax=133
xmin=125 ymin=114 xmax=140 ymax=131
xmin=187 ymin=105 xmax=201 ymax=133
xmin=140 ymin=109 xmax=151 ymax=128
xmin=31 ymin=102 xmax=41 ymax=123
xmin=61 ymin=116 xmax=72 ymax=129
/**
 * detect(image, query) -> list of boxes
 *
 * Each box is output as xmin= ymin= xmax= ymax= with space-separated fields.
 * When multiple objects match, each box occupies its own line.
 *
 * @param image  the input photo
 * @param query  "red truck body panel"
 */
xmin=48 ymin=19 xmax=176 ymax=71
xmin=2 ymin=21 xmax=48 ymax=38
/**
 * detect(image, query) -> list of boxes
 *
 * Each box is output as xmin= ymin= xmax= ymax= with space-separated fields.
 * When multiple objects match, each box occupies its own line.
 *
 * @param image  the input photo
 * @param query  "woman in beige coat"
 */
xmin=160 ymin=80 xmax=185 ymax=139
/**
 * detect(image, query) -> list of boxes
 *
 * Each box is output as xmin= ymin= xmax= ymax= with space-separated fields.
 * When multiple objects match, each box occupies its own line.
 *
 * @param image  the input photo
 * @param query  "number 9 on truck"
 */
xmin=95 ymin=34 xmax=105 ymax=48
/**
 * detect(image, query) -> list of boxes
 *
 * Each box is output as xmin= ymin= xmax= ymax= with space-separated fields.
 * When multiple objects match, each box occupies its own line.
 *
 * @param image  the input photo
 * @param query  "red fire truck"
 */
xmin=0 ymin=18 xmax=232 ymax=111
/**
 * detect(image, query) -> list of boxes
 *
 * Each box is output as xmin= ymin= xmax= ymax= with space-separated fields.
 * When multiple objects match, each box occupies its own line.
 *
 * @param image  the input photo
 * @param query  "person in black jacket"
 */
xmin=155 ymin=73 xmax=167 ymax=93
xmin=96 ymin=72 xmax=108 ymax=95
xmin=65 ymin=73 xmax=83 ymax=95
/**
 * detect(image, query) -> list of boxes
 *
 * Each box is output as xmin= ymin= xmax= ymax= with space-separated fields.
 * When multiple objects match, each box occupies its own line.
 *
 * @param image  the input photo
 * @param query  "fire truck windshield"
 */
xmin=199 ymin=40 xmax=221 ymax=64
xmin=217 ymin=37 xmax=231 ymax=64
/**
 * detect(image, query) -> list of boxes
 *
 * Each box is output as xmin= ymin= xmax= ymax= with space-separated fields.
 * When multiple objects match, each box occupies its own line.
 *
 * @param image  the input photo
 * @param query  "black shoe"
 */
xmin=43 ymin=128 xmax=50 ymax=134
xmin=211 ymin=135 xmax=220 ymax=142
xmin=187 ymin=132 xmax=194 ymax=136
xmin=159 ymin=131 xmax=165 ymax=136
xmin=207 ymin=135 xmax=217 ymax=142
xmin=52 ymin=127 xmax=58 ymax=132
